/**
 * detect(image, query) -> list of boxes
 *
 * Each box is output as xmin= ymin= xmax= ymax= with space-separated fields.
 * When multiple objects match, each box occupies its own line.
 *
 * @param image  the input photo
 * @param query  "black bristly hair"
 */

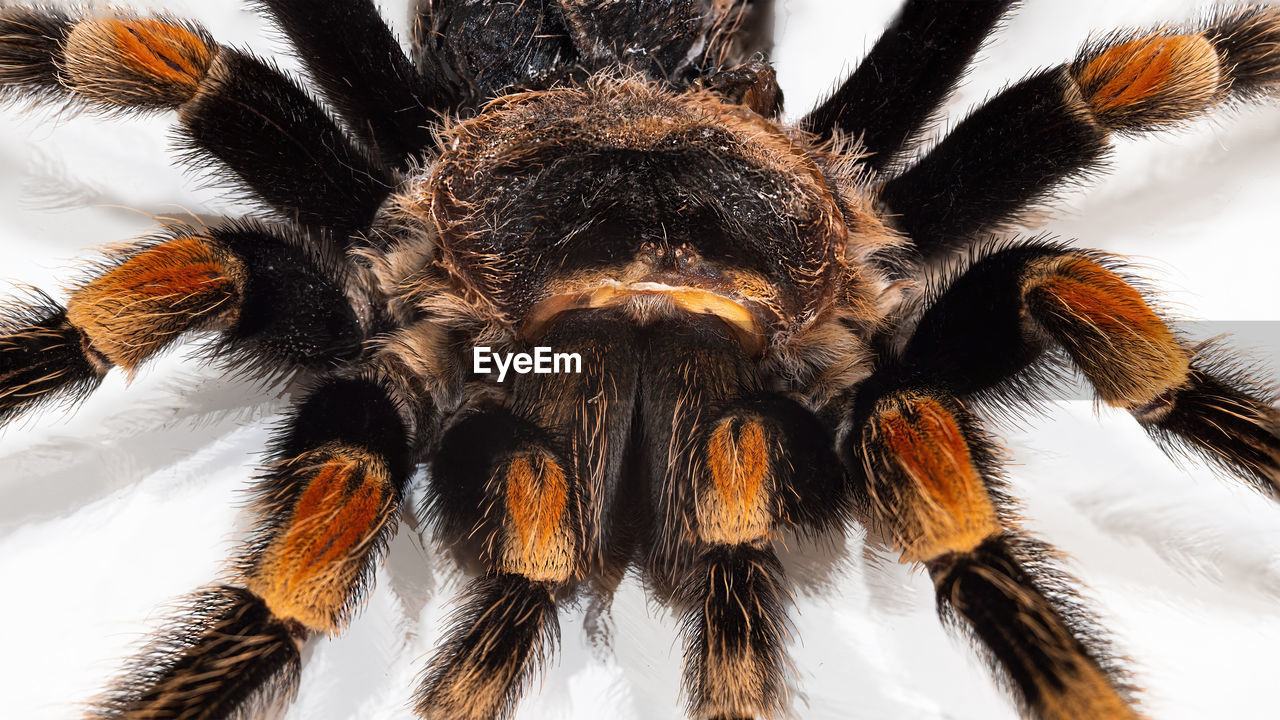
xmin=0 ymin=288 xmax=106 ymax=424
xmin=178 ymin=50 xmax=395 ymax=237
xmin=801 ymin=0 xmax=1018 ymax=173
xmin=254 ymin=0 xmax=445 ymax=168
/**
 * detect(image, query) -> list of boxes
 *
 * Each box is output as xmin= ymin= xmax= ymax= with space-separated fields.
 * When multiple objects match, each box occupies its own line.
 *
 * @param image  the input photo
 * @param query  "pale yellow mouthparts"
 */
xmin=523 ymin=281 xmax=767 ymax=355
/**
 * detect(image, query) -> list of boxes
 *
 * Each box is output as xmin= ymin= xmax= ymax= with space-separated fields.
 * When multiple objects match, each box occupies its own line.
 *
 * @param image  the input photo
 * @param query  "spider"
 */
xmin=2 ymin=0 xmax=1280 ymax=719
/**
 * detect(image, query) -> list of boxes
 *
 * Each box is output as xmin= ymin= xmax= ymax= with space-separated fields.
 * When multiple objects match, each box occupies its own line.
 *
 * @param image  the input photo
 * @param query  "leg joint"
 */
xmin=857 ymin=390 xmax=1002 ymax=564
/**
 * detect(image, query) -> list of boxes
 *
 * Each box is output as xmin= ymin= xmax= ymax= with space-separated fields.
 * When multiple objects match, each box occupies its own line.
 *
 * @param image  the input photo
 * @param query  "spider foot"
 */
xmin=414 ymin=574 xmax=558 ymax=720
xmin=88 ymin=586 xmax=302 ymax=720
xmin=1137 ymin=358 xmax=1280 ymax=495
xmin=676 ymin=544 xmax=789 ymax=720
xmin=933 ymin=534 xmax=1145 ymax=720
xmin=0 ymin=291 xmax=106 ymax=425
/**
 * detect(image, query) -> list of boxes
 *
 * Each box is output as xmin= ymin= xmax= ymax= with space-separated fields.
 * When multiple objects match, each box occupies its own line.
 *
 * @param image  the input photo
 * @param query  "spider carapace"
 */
xmin=1 ymin=1 xmax=1278 ymax=719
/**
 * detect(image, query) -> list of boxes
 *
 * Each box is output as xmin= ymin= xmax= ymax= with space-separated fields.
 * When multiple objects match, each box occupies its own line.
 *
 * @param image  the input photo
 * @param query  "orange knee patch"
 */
xmin=1074 ymin=33 xmax=1221 ymax=130
xmin=64 ymin=17 xmax=214 ymax=107
xmin=697 ymin=416 xmax=776 ymax=544
xmin=865 ymin=396 xmax=1001 ymax=564
xmin=66 ymin=235 xmax=244 ymax=373
xmin=1025 ymin=255 xmax=1189 ymax=409
xmin=501 ymin=451 xmax=576 ymax=582
xmin=247 ymin=447 xmax=395 ymax=632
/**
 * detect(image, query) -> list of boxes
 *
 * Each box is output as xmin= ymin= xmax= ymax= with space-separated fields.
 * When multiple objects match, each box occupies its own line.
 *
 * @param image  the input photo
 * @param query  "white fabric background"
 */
xmin=1 ymin=1 xmax=1279 ymax=718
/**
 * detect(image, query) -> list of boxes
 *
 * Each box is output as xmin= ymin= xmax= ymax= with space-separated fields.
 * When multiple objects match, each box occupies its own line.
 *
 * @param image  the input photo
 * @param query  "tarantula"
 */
xmin=2 ymin=0 xmax=1280 ymax=718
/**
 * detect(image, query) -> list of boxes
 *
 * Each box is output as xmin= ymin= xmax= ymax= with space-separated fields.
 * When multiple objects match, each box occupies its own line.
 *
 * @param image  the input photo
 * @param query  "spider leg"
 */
xmin=91 ymin=373 xmax=417 ymax=718
xmin=417 ymin=408 xmax=573 ymax=720
xmin=899 ymin=239 xmax=1280 ymax=493
xmin=408 ymin=0 xmax=764 ymax=102
xmin=409 ymin=0 xmax=578 ymax=103
xmin=801 ymin=0 xmax=1017 ymax=173
xmin=0 ymin=223 xmax=361 ymax=426
xmin=417 ymin=311 xmax=640 ymax=720
xmin=640 ymin=315 xmax=847 ymax=720
xmin=0 ymin=7 xmax=393 ymax=236
xmin=881 ymin=6 xmax=1280 ymax=255
xmin=254 ymin=0 xmax=449 ymax=167
xmin=843 ymin=384 xmax=1143 ymax=720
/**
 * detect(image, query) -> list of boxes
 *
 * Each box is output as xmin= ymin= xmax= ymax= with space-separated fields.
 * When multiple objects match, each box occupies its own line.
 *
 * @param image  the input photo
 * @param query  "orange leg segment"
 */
xmin=856 ymin=389 xmax=1144 ymax=720
xmin=66 ymin=234 xmax=246 ymax=374
xmin=245 ymin=445 xmax=398 ymax=633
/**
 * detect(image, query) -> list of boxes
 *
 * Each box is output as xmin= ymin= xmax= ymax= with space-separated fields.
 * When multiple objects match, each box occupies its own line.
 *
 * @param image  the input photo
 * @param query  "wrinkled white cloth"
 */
xmin=1 ymin=1 xmax=1278 ymax=718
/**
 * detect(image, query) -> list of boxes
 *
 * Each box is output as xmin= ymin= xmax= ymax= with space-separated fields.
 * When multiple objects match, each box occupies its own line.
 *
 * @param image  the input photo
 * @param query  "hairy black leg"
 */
xmin=0 ymin=290 xmax=107 ymax=426
xmin=638 ymin=314 xmax=760 ymax=588
xmin=638 ymin=314 xmax=845 ymax=720
xmin=0 ymin=7 xmax=70 ymax=103
xmin=411 ymin=0 xmax=579 ymax=102
xmin=254 ymin=0 xmax=446 ymax=167
xmin=181 ymin=52 xmax=392 ymax=235
xmin=418 ymin=405 xmax=571 ymax=720
xmin=410 ymin=0 xmax=764 ymax=102
xmin=509 ymin=309 xmax=641 ymax=571
xmin=92 ymin=586 xmax=302 ymax=720
xmin=0 ymin=8 xmax=393 ymax=236
xmin=0 ymin=223 xmax=361 ymax=426
xmin=841 ymin=384 xmax=1141 ymax=720
xmin=898 ymin=240 xmax=1280 ymax=493
xmin=93 ymin=374 xmax=416 ymax=719
xmin=801 ymin=0 xmax=1016 ymax=173
xmin=881 ymin=6 xmax=1280 ymax=255
xmin=676 ymin=544 xmax=789 ymax=720
xmin=418 ymin=311 xmax=645 ymax=720
xmin=1139 ymin=360 xmax=1280 ymax=492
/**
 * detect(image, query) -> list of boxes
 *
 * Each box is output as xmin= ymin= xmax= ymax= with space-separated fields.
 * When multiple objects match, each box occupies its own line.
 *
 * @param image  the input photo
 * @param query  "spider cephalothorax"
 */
xmin=1 ymin=1 xmax=1279 ymax=720
xmin=375 ymin=73 xmax=900 ymax=402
